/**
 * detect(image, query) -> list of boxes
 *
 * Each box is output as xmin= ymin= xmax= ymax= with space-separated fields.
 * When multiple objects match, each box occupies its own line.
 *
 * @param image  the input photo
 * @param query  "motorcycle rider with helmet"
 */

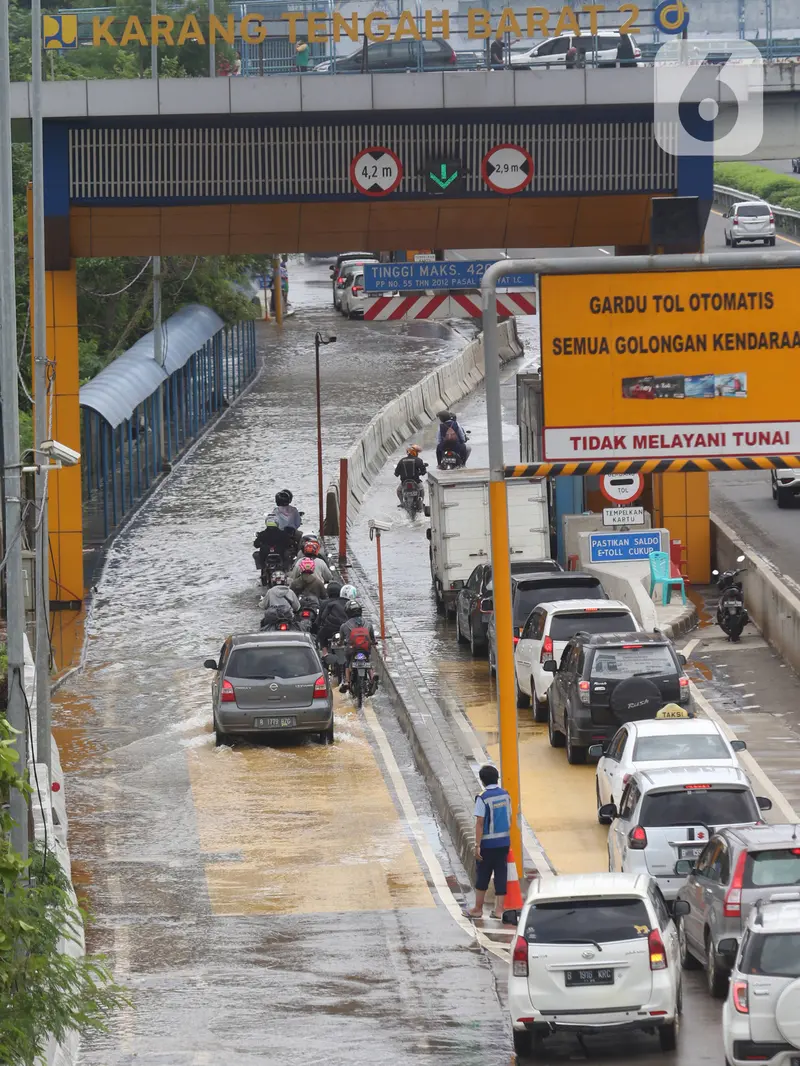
xmin=338 ymin=600 xmax=376 ymax=694
xmin=289 ymin=540 xmax=333 ymax=584
xmin=253 ymin=514 xmax=295 ymax=572
xmin=316 ymin=581 xmax=349 ymax=654
xmin=394 ymin=445 xmax=428 ymax=503
xmin=339 ymin=584 xmax=358 ymax=601
xmin=290 ymin=557 xmax=327 ymax=599
xmin=436 ymin=410 xmax=470 ymax=468
xmin=259 ymin=571 xmax=300 ymax=614
xmin=273 ymin=489 xmax=302 ymax=531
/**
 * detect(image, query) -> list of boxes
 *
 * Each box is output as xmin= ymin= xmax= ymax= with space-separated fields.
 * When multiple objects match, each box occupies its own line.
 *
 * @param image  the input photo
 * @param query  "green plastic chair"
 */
xmin=648 ymin=550 xmax=686 ymax=606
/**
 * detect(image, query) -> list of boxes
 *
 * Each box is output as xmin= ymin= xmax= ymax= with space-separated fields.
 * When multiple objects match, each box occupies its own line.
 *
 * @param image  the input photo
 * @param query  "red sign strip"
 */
xmin=363 ymin=296 xmax=393 ymax=320
xmin=413 ymin=292 xmax=449 ymax=319
xmin=452 ymin=293 xmax=481 ymax=316
xmin=388 ymin=294 xmax=424 ymax=320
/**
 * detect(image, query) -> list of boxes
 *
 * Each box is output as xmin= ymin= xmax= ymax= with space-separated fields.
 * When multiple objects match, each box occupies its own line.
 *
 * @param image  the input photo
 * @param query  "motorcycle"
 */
xmin=260 ymin=603 xmax=300 ymax=633
xmin=438 ymin=431 xmax=471 ymax=471
xmin=712 ymin=554 xmax=749 ymax=642
xmin=400 ymin=479 xmax=425 ymax=517
xmin=297 ymin=594 xmax=320 ymax=636
xmin=253 ymin=548 xmax=286 ymax=587
xmin=324 ymin=634 xmax=347 ymax=686
xmin=349 ymin=651 xmax=377 ymax=710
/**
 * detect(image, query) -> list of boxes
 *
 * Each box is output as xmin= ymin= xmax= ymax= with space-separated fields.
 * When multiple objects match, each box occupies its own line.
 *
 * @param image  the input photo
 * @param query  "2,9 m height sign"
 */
xmin=539 ymin=267 xmax=800 ymax=461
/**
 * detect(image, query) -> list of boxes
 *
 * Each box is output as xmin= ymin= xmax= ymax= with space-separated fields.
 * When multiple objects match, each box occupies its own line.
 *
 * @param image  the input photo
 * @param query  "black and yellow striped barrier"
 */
xmin=504 ymin=456 xmax=800 ymax=478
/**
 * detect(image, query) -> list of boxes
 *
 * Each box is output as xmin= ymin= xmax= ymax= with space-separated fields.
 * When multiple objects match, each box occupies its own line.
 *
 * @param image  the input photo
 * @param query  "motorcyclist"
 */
xmin=338 ymin=600 xmax=377 ymax=694
xmin=253 ymin=514 xmax=295 ymax=571
xmin=273 ymin=489 xmax=303 ymax=547
xmin=436 ymin=410 xmax=470 ymax=468
xmin=394 ymin=445 xmax=428 ymax=502
xmin=259 ymin=571 xmax=300 ymax=614
xmin=289 ymin=540 xmax=333 ymax=584
xmin=290 ymin=557 xmax=327 ymax=599
xmin=339 ymin=584 xmax=358 ymax=601
xmin=317 ymin=581 xmax=349 ymax=654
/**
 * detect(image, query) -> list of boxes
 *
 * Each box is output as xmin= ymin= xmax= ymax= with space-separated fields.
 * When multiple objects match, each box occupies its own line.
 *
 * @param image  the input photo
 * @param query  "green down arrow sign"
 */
xmin=425 ymin=158 xmax=464 ymax=196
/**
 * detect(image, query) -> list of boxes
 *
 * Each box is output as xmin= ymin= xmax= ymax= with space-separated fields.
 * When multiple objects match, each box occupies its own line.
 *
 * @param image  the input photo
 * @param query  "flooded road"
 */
xmin=55 ymin=260 xmax=510 ymax=1066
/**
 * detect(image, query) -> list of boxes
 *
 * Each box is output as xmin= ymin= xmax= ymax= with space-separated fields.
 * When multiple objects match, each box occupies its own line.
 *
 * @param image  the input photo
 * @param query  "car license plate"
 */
xmin=679 ymin=844 xmax=704 ymax=860
xmin=564 ymin=969 xmax=614 ymax=987
xmin=254 ymin=716 xmax=296 ymax=729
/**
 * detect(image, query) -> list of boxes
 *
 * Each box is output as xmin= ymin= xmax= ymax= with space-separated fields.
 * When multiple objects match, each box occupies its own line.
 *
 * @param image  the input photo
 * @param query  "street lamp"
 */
xmin=314 ymin=332 xmax=336 ymax=537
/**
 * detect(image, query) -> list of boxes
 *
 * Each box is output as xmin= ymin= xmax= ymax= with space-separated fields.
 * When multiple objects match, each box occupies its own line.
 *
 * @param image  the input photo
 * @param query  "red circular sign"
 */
xmin=350 ymin=146 xmax=403 ymax=197
xmin=600 ymin=473 xmax=645 ymax=504
xmin=481 ymin=143 xmax=534 ymax=195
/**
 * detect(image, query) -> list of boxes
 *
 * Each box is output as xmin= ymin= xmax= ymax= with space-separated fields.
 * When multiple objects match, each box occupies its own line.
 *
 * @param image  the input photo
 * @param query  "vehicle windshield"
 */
xmin=227 ymin=647 xmax=318 ymax=680
xmin=510 ymin=41 xmax=535 ymax=52
xmin=743 ymin=933 xmax=800 ymax=978
xmin=513 ymin=582 xmax=603 ymax=624
xmin=737 ymin=204 xmax=770 ymax=218
xmin=590 ymin=645 xmax=675 ymax=679
xmin=524 ymin=897 xmax=651 ymax=943
xmin=639 ymin=788 xmax=759 ymax=828
xmin=549 ymin=611 xmax=636 ymax=642
xmin=745 ymin=849 xmax=800 ymax=888
xmin=632 ymin=734 xmax=730 ymax=762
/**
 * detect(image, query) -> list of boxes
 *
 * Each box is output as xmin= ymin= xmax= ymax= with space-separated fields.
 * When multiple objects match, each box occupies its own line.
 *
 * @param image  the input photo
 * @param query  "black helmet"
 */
xmin=438 ymin=410 xmax=455 ymax=423
xmin=270 ymin=570 xmax=288 ymax=586
xmin=346 ymin=600 xmax=363 ymax=618
xmin=275 ymin=489 xmax=293 ymax=506
xmin=326 ymin=581 xmax=343 ymax=598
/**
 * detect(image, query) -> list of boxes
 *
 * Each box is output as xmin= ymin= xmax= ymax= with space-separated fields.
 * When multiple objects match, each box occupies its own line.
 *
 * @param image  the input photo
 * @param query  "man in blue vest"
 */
xmin=465 ymin=764 xmax=513 ymax=920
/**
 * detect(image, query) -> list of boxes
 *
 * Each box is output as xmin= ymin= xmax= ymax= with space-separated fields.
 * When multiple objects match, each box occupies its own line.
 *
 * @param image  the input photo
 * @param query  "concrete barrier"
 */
xmin=327 ymin=319 xmax=523 ymax=528
xmin=712 ymin=512 xmax=800 ymax=678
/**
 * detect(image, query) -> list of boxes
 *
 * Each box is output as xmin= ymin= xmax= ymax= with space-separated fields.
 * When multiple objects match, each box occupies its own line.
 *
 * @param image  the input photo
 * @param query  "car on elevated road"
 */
xmin=204 ymin=632 xmax=334 ymax=746
xmin=314 ymin=38 xmax=457 ymax=74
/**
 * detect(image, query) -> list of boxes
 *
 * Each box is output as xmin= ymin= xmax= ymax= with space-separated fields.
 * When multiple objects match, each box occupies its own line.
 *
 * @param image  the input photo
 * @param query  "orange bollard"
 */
xmin=504 ymin=846 xmax=524 ymax=910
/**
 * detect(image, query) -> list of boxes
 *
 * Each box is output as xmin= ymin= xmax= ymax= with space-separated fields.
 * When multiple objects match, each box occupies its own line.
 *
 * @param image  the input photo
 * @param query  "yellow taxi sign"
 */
xmin=656 ymin=704 xmax=690 ymax=719
xmin=539 ymin=268 xmax=800 ymax=462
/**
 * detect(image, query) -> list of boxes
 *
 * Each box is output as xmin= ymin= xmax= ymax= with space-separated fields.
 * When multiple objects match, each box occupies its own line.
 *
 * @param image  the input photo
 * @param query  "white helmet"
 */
xmin=339 ymin=584 xmax=358 ymax=600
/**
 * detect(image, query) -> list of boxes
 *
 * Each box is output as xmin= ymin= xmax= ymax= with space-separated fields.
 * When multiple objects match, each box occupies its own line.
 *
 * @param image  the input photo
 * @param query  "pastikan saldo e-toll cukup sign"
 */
xmin=539 ymin=268 xmax=800 ymax=462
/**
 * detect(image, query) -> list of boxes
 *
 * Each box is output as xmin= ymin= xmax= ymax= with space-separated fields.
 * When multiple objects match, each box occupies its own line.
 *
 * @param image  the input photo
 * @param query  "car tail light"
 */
xmin=622 ymin=644 xmax=643 ymax=649
xmin=449 ymin=49 xmax=456 ymax=64
xmin=679 ymin=675 xmax=690 ymax=702
xmin=634 ymin=47 xmax=641 ymax=57
xmin=732 ymin=979 xmax=749 ymax=1014
xmin=221 ymin=680 xmax=236 ymax=703
xmin=540 ymin=635 xmax=553 ymax=662
xmin=733 ymin=217 xmax=739 ymax=225
xmin=513 ymin=637 xmax=520 ymax=646
xmin=628 ymin=825 xmax=648 ymax=849
xmin=337 ymin=277 xmax=347 ymax=286
xmin=769 ymin=213 xmax=775 ymax=223
xmin=278 ymin=622 xmax=289 ymax=631
xmin=352 ymin=284 xmax=363 ymax=293
xmin=648 ymin=928 xmax=667 ymax=970
xmin=622 ymin=773 xmax=631 ymax=787
xmin=512 ymin=936 xmax=529 ymax=977
xmin=302 ymin=610 xmax=312 ymax=618
xmin=313 ymin=675 xmax=327 ymax=699
xmin=578 ymin=680 xmax=590 ymax=705
xmin=724 ymin=851 xmax=748 ymax=917
xmin=684 ymin=783 xmax=711 ymax=790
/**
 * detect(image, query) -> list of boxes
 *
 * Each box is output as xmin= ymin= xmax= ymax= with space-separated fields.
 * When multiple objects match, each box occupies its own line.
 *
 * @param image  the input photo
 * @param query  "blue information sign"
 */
xmin=363 ymin=261 xmax=535 ymax=293
xmin=589 ymin=531 xmax=664 ymax=564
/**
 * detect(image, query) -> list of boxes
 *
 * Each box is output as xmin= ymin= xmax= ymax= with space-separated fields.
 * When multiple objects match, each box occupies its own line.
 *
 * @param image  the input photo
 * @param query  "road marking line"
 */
xmin=688 ymin=679 xmax=799 ymax=823
xmin=361 ymin=702 xmax=510 ymax=961
xmin=681 ymin=637 xmax=700 ymax=659
xmin=598 ymin=247 xmax=611 ymax=255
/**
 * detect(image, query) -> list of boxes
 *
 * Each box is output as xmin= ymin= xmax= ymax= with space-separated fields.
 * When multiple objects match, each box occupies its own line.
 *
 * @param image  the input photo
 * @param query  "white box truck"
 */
xmin=426 ymin=468 xmax=551 ymax=612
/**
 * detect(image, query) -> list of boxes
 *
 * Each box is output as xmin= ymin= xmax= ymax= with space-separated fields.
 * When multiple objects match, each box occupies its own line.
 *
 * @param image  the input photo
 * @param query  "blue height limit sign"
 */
xmin=363 ymin=260 xmax=536 ymax=293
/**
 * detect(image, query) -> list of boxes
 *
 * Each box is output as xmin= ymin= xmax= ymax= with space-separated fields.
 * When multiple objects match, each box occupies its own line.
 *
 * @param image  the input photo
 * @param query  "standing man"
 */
xmin=296 ymin=38 xmax=310 ymax=72
xmin=489 ymin=37 xmax=504 ymax=70
xmin=466 ymin=765 xmax=512 ymax=920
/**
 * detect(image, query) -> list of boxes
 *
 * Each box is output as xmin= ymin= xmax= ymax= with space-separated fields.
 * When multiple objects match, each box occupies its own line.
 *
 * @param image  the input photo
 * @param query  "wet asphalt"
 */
xmin=55 ymin=261 xmax=511 ymax=1066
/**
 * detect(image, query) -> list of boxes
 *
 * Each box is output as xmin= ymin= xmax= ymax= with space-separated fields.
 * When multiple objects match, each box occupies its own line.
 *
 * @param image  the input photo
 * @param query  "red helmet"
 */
xmin=302 ymin=539 xmax=320 ymax=557
xmin=298 ymin=558 xmax=316 ymax=574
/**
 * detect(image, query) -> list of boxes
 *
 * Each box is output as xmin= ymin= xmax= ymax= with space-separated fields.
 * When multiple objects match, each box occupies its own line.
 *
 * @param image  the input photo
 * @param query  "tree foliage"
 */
xmin=0 ymin=716 xmax=128 ymax=1065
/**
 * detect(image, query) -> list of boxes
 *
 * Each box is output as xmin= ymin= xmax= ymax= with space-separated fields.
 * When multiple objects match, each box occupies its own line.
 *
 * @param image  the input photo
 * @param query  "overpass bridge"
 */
xmin=12 ymin=64 xmax=719 ymax=601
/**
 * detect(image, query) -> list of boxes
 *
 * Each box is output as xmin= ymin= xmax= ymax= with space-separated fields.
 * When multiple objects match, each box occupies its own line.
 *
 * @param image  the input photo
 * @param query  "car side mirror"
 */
xmin=717 ymin=937 xmax=739 ymax=960
xmin=678 ymin=653 xmax=687 ymax=666
xmin=426 ymin=528 xmax=432 ymax=541
xmin=674 ymin=858 xmax=695 ymax=876
xmin=757 ymin=796 xmax=773 ymax=811
xmin=502 ymin=909 xmax=521 ymax=926
xmin=542 ymin=659 xmax=557 ymax=674
xmin=598 ymin=803 xmax=617 ymax=821
xmin=480 ymin=597 xmax=493 ymax=612
xmin=588 ymin=744 xmax=605 ymax=759
xmin=671 ymin=899 xmax=691 ymax=917
xmin=203 ymin=658 xmax=218 ymax=670
xmin=731 ymin=740 xmax=747 ymax=752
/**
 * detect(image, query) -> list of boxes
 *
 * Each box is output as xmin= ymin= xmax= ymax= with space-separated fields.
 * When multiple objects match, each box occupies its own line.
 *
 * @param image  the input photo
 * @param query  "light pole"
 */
xmin=314 ymin=332 xmax=336 ymax=536
xmin=368 ymin=519 xmax=389 ymax=641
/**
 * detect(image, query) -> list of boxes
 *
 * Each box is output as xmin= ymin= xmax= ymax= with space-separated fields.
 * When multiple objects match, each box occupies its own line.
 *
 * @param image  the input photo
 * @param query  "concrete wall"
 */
xmin=325 ymin=319 xmax=523 ymax=533
xmin=712 ymin=512 xmax=800 ymax=679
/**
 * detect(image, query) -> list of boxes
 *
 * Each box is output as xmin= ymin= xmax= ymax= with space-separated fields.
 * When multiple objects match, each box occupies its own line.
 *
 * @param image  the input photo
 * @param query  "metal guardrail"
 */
xmin=713 ymin=182 xmax=800 ymax=240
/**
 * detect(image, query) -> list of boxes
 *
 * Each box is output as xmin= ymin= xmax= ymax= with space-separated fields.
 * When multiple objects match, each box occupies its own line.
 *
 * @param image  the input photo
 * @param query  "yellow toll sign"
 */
xmin=539 ymin=268 xmax=800 ymax=462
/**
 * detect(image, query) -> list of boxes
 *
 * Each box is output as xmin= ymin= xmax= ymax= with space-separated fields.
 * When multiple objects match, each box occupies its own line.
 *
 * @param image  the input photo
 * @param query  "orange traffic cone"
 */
xmin=504 ymin=847 xmax=524 ymax=909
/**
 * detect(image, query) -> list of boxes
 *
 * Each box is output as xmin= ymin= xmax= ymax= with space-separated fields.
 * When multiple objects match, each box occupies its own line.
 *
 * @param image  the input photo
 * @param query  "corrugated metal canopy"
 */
xmin=79 ymin=304 xmax=224 ymax=428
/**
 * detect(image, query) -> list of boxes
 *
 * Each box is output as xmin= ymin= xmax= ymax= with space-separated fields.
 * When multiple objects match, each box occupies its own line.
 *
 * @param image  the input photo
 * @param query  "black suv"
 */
xmin=544 ymin=632 xmax=691 ymax=765
xmin=455 ymin=559 xmax=562 ymax=656
xmin=315 ymin=39 xmax=456 ymax=74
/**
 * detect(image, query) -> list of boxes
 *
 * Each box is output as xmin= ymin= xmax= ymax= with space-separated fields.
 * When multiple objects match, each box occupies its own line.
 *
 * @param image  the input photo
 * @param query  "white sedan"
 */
xmin=590 ymin=717 xmax=747 ymax=820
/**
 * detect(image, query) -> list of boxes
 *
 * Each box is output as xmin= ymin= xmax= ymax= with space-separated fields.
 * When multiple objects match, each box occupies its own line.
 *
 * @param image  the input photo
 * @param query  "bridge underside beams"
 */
xmin=69 ymin=195 xmax=658 ymax=257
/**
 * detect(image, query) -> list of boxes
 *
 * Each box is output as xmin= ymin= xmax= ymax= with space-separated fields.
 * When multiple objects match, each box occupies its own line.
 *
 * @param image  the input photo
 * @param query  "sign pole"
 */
xmin=481 ymin=274 xmax=522 ymax=877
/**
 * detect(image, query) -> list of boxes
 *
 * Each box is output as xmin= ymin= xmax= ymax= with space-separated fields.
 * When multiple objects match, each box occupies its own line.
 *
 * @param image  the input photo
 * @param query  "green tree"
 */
xmin=0 ymin=716 xmax=128 ymax=1065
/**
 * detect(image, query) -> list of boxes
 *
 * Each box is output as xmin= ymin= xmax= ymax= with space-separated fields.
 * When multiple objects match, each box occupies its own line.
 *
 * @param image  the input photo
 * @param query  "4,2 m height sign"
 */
xmin=350 ymin=147 xmax=403 ymax=197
